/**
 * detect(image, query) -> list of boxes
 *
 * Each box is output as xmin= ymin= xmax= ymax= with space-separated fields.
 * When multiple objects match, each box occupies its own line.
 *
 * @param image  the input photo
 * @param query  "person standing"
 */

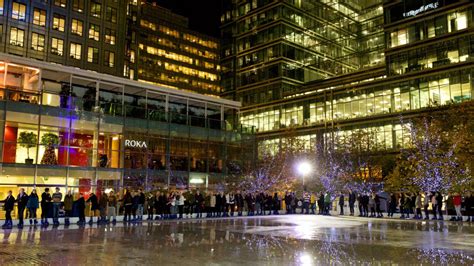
xmin=195 ymin=190 xmax=204 ymax=218
xmin=436 ymin=192 xmax=444 ymax=220
xmin=41 ymin=188 xmax=52 ymax=226
xmin=98 ymin=191 xmax=109 ymax=224
xmin=369 ymin=193 xmax=376 ymax=217
xmin=375 ymin=193 xmax=383 ymax=218
xmin=431 ymin=192 xmax=438 ymax=220
xmin=388 ymin=193 xmax=396 ymax=218
xmin=339 ymin=192 xmax=345 ymax=215
xmin=415 ymin=192 xmax=422 ymax=219
xmin=453 ymin=193 xmax=462 ymax=221
xmin=210 ymin=193 xmax=216 ymax=217
xmin=177 ymin=191 xmax=185 ymax=219
xmin=235 ymin=191 xmax=244 ymax=216
xmin=310 ymin=192 xmax=317 ymax=215
xmin=26 ymin=189 xmax=39 ymax=225
xmin=63 ymin=190 xmax=74 ymax=226
xmin=318 ymin=192 xmax=325 ymax=215
xmin=123 ymin=190 xmax=133 ymax=222
xmin=423 ymin=192 xmax=430 ymax=220
xmin=273 ymin=192 xmax=280 ymax=215
xmin=137 ymin=189 xmax=145 ymax=220
xmin=75 ymin=193 xmax=86 ymax=225
xmin=51 ymin=187 xmax=63 ymax=226
xmin=324 ymin=192 xmax=331 ymax=215
xmin=464 ymin=192 xmax=473 ymax=222
xmin=16 ymin=188 xmax=29 ymax=228
xmin=146 ymin=192 xmax=155 ymax=220
xmin=1 ymin=191 xmax=15 ymax=229
xmin=87 ymin=192 xmax=99 ymax=224
xmin=107 ymin=191 xmax=117 ymax=224
xmin=348 ymin=190 xmax=356 ymax=216
xmin=303 ymin=192 xmax=310 ymax=214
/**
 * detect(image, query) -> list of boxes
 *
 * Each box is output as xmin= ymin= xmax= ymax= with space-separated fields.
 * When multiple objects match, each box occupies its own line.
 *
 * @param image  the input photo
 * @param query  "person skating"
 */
xmin=310 ymin=192 xmax=317 ymax=214
xmin=51 ymin=187 xmax=63 ymax=226
xmin=16 ymin=188 xmax=28 ymax=228
xmin=137 ymin=189 xmax=145 ymax=220
xmin=195 ymin=190 xmax=204 ymax=218
xmin=177 ymin=191 xmax=185 ymax=219
xmin=388 ymin=193 xmax=396 ymax=217
xmin=435 ymin=192 xmax=444 ymax=220
xmin=1 ymin=191 xmax=15 ymax=229
xmin=123 ymin=190 xmax=133 ymax=222
xmin=26 ymin=189 xmax=39 ymax=225
xmin=64 ymin=190 xmax=73 ymax=226
xmin=146 ymin=192 xmax=155 ymax=220
xmin=303 ymin=192 xmax=311 ymax=214
xmin=41 ymin=188 xmax=52 ymax=226
xmin=324 ymin=192 xmax=331 ymax=215
xmin=375 ymin=193 xmax=383 ymax=218
xmin=273 ymin=192 xmax=280 ymax=215
xmin=414 ymin=192 xmax=422 ymax=219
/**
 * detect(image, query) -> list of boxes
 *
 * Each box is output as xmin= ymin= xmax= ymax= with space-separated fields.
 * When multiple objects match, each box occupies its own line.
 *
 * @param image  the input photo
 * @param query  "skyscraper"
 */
xmin=221 ymin=0 xmax=473 ymax=155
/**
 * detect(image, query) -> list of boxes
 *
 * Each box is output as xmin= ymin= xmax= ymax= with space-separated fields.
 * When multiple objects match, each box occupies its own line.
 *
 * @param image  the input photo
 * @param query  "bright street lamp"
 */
xmin=297 ymin=161 xmax=312 ymax=189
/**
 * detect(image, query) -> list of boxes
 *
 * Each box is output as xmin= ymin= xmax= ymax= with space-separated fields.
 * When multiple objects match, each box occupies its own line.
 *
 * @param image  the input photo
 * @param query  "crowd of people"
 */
xmin=1 ymin=187 xmax=473 ymax=229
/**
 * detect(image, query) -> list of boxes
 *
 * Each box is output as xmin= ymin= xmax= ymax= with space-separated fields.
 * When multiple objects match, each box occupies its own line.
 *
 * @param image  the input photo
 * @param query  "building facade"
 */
xmin=222 ymin=0 xmax=473 ymax=156
xmin=0 ymin=0 xmax=222 ymax=96
xmin=0 ymin=54 xmax=255 ymax=207
xmin=126 ymin=2 xmax=222 ymax=95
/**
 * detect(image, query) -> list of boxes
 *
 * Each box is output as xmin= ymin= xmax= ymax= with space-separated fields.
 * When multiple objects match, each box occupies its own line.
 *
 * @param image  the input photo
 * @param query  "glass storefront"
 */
xmin=0 ymin=58 xmax=255 ymax=204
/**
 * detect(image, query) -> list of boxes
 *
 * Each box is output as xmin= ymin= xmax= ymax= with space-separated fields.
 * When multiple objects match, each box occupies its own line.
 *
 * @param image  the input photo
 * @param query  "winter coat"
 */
xmin=415 ymin=195 xmax=422 ymax=208
xmin=2 ymin=195 xmax=15 ymax=211
xmin=64 ymin=194 xmax=74 ymax=211
xmin=27 ymin=193 xmax=39 ymax=209
xmin=87 ymin=194 xmax=99 ymax=210
xmin=17 ymin=192 xmax=29 ymax=209
xmin=99 ymin=194 xmax=109 ymax=208
xmin=453 ymin=195 xmax=462 ymax=206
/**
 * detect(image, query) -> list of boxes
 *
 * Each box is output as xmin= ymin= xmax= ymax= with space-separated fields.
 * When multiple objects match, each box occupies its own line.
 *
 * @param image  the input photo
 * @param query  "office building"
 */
xmin=221 ymin=0 xmax=473 ymax=156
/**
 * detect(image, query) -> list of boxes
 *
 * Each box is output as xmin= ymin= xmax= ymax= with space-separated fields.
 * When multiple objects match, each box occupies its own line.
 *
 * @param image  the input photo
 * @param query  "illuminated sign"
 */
xmin=403 ymin=2 xmax=439 ymax=17
xmin=125 ymin=140 xmax=147 ymax=148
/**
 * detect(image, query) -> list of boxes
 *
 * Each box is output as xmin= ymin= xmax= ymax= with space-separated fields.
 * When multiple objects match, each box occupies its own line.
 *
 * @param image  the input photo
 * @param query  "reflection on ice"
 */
xmin=0 ymin=215 xmax=472 ymax=265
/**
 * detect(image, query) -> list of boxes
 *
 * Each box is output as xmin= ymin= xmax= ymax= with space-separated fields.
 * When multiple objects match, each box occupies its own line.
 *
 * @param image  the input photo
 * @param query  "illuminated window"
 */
xmin=71 ymin=19 xmax=83 ymax=36
xmin=72 ymin=0 xmax=84 ymax=13
xmin=105 ymin=28 xmax=115 ymax=45
xmin=51 ymin=38 xmax=64 ymax=56
xmin=33 ymin=8 xmax=46 ymax=26
xmin=70 ymin=43 xmax=82 ymax=60
xmin=31 ymin=33 xmax=45 ymax=51
xmin=87 ymin=47 xmax=99 ymax=63
xmin=89 ymin=24 xmax=100 ymax=41
xmin=106 ymin=6 xmax=117 ymax=23
xmin=91 ymin=2 xmax=101 ymax=18
xmin=0 ymin=0 xmax=4 ymax=15
xmin=54 ymin=0 xmax=66 ymax=8
xmin=9 ymin=27 xmax=24 ymax=47
xmin=12 ymin=2 xmax=26 ymax=21
xmin=104 ymin=51 xmax=115 ymax=67
xmin=53 ymin=14 xmax=65 ymax=32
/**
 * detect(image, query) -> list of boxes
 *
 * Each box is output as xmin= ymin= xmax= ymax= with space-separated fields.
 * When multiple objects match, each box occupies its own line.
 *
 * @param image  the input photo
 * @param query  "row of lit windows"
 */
xmin=139 ymin=44 xmax=216 ymax=71
xmin=7 ymin=27 xmax=114 ymax=66
xmin=7 ymin=26 xmax=115 ymax=59
xmin=6 ymin=1 xmax=117 ymax=22
xmin=388 ymin=36 xmax=473 ymax=75
xmin=388 ymin=9 xmax=471 ymax=48
xmin=140 ymin=19 xmax=218 ymax=49
xmin=241 ymin=70 xmax=473 ymax=132
xmin=144 ymin=34 xmax=218 ymax=60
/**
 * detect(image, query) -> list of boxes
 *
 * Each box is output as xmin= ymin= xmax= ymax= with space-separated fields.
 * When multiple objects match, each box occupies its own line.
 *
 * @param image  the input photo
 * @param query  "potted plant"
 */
xmin=18 ymin=131 xmax=38 ymax=164
xmin=40 ymin=133 xmax=60 ymax=165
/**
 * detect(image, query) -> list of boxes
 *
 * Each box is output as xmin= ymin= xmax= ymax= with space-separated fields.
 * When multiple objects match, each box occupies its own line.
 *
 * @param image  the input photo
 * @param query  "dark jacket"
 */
xmin=64 ymin=194 xmax=74 ymax=211
xmin=75 ymin=197 xmax=86 ymax=212
xmin=27 ymin=193 xmax=39 ymax=209
xmin=99 ymin=194 xmax=109 ymax=208
xmin=3 ymin=195 xmax=15 ymax=211
xmin=348 ymin=192 xmax=356 ymax=204
xmin=87 ymin=193 xmax=99 ymax=210
xmin=41 ymin=192 xmax=52 ymax=205
xmin=138 ymin=193 xmax=145 ymax=205
xmin=17 ymin=192 xmax=29 ymax=209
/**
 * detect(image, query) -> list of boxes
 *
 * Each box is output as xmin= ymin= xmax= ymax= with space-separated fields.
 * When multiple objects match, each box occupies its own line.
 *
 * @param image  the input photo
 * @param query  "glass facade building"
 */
xmin=0 ymin=54 xmax=255 ymax=204
xmin=221 ymin=0 xmax=473 ymax=154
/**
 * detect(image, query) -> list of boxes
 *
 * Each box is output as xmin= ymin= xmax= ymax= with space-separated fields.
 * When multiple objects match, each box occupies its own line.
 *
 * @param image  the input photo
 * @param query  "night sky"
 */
xmin=153 ymin=0 xmax=222 ymax=38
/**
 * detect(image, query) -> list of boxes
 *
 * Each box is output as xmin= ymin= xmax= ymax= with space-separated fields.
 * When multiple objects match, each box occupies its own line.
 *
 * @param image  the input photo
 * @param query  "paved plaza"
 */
xmin=0 ymin=215 xmax=473 ymax=265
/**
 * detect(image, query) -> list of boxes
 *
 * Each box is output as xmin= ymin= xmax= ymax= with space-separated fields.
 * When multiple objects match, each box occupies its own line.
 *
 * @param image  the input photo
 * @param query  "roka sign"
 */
xmin=125 ymin=139 xmax=147 ymax=148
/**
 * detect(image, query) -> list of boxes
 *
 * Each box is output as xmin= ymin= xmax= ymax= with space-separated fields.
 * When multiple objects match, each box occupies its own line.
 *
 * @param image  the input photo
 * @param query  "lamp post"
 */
xmin=297 ymin=161 xmax=312 ymax=191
